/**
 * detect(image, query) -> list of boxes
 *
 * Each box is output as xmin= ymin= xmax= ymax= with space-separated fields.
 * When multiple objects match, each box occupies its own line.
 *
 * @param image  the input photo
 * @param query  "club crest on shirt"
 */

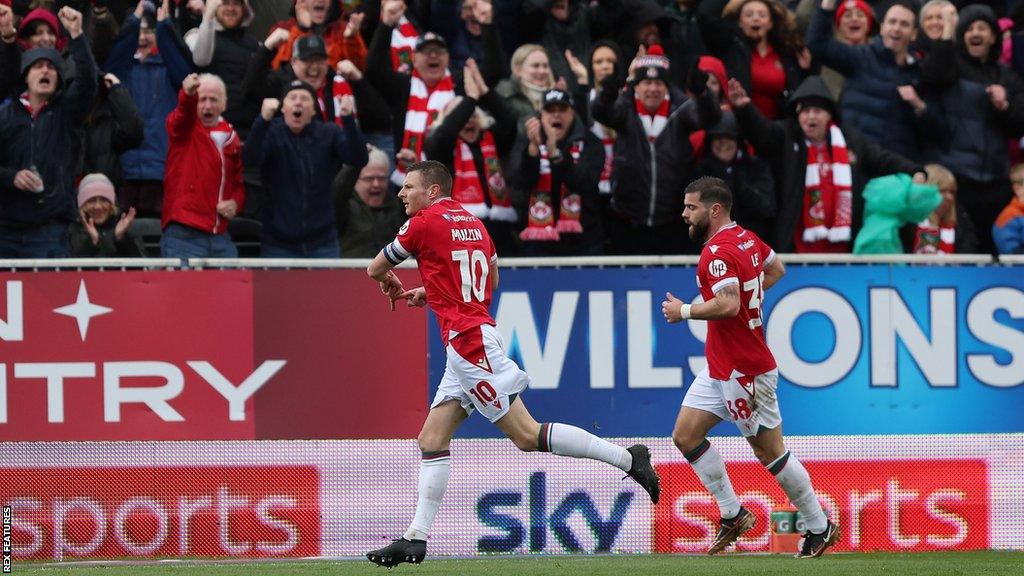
xmin=708 ymin=259 xmax=727 ymax=278
xmin=398 ymin=220 xmax=410 ymax=235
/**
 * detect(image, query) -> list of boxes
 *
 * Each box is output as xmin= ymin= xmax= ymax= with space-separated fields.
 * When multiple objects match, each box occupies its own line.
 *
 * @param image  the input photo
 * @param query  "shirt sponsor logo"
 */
xmin=708 ymin=259 xmax=727 ymax=278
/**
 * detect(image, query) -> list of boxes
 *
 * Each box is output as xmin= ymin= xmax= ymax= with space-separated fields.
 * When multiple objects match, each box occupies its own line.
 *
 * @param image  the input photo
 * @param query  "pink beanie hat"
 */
xmin=77 ymin=173 xmax=117 ymax=208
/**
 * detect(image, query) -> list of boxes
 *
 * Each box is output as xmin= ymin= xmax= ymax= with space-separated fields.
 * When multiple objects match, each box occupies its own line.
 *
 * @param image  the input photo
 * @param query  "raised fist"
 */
xmin=261 ymin=98 xmax=281 ymax=120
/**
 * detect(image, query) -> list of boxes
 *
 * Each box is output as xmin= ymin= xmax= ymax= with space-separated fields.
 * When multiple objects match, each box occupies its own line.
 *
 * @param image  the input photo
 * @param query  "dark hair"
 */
xmin=684 ymin=176 xmax=733 ymax=212
xmin=407 ymin=160 xmax=453 ymax=196
xmin=723 ymin=0 xmax=804 ymax=56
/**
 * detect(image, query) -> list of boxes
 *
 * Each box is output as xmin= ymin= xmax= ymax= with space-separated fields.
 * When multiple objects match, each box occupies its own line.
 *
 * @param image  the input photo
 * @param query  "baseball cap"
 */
xmin=541 ymin=89 xmax=573 ymax=109
xmin=415 ymin=32 xmax=447 ymax=52
xmin=293 ymin=35 xmax=327 ymax=61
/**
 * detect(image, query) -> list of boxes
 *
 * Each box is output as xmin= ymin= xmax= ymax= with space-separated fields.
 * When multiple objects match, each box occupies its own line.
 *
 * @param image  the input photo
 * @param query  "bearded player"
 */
xmin=365 ymin=160 xmax=661 ymax=567
xmin=661 ymin=177 xmax=839 ymax=558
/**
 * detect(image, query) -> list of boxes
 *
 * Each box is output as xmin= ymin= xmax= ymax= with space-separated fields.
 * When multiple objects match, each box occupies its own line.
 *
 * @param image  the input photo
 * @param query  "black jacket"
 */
xmin=591 ymin=78 xmax=720 ymax=228
xmin=0 ymin=35 xmax=97 ymax=227
xmin=697 ymin=149 xmax=776 ymax=242
xmin=80 ymin=80 xmax=144 ymax=186
xmin=509 ymin=116 xmax=607 ymax=255
xmin=69 ymin=218 xmax=147 ymax=257
xmin=243 ymin=115 xmax=368 ymax=246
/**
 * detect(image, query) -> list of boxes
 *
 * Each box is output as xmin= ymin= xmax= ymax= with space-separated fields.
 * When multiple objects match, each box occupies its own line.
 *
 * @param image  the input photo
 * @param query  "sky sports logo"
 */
xmin=472 ymin=458 xmax=990 ymax=554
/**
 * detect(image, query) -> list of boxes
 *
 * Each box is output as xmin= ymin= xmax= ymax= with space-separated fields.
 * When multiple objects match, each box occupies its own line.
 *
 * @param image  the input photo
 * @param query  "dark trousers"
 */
xmin=957 ymin=175 xmax=1014 ymax=255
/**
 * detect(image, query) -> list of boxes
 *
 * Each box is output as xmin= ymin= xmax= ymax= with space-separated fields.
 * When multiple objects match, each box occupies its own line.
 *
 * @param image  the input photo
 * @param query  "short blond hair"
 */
xmin=925 ymin=163 xmax=956 ymax=191
xmin=510 ymin=44 xmax=553 ymax=87
xmin=1011 ymin=163 xmax=1024 ymax=183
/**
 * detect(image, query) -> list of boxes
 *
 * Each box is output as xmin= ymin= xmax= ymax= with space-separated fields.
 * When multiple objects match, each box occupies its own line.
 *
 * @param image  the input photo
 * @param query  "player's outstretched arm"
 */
xmin=762 ymin=255 xmax=786 ymax=291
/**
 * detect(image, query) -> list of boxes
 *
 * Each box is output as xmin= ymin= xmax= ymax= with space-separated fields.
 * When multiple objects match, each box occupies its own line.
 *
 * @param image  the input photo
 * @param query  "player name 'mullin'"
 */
xmin=451 ymin=228 xmax=484 ymax=242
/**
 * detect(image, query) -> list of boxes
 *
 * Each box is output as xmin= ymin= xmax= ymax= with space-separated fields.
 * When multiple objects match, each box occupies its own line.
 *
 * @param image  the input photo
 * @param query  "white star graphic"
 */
xmin=54 ymin=280 xmax=113 ymax=341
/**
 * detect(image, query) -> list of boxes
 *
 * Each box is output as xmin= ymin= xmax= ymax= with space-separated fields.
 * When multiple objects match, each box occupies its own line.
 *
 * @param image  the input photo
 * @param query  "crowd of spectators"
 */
xmin=2 ymin=0 xmax=1024 ymax=259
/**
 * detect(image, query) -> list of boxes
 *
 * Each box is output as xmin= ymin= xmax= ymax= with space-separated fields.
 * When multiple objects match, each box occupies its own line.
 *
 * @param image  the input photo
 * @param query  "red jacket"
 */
xmin=162 ymin=90 xmax=245 ymax=234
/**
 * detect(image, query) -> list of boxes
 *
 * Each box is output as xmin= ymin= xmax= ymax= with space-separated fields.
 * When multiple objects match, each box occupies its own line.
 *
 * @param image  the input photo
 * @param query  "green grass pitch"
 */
xmin=13 ymin=551 xmax=1023 ymax=576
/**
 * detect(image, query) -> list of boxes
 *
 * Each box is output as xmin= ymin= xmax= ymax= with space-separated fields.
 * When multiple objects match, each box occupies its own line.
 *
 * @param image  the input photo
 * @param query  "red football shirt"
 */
xmin=384 ymin=198 xmax=497 ymax=345
xmin=696 ymin=222 xmax=778 ymax=380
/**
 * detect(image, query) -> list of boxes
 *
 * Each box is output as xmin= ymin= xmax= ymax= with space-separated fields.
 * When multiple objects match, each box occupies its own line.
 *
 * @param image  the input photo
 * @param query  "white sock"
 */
xmin=539 ymin=422 xmax=632 ymax=472
xmin=404 ymin=450 xmax=451 ymax=541
xmin=769 ymin=451 xmax=827 ymax=533
xmin=685 ymin=439 xmax=741 ymax=519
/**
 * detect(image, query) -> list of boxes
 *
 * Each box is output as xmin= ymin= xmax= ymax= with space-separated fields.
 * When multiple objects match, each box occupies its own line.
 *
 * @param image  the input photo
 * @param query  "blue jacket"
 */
xmin=0 ymin=36 xmax=97 ymax=226
xmin=105 ymin=15 xmax=193 ymax=181
xmin=993 ymin=199 xmax=1024 ymax=254
xmin=806 ymin=6 xmax=946 ymax=164
xmin=244 ymin=115 xmax=368 ymax=246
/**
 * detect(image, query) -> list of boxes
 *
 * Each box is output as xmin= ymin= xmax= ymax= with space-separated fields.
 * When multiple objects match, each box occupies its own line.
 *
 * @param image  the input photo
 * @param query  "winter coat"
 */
xmin=162 ymin=90 xmax=246 ymax=235
xmin=105 ymin=15 xmax=193 ymax=182
xmin=243 ymin=115 xmax=368 ymax=246
xmin=69 ymin=218 xmax=147 ymax=257
xmin=333 ymin=165 xmax=407 ymax=258
xmin=697 ymin=148 xmax=776 ymax=242
xmin=921 ymin=6 xmax=1024 ymax=183
xmin=591 ymin=79 xmax=721 ymax=228
xmin=806 ymin=5 xmax=948 ymax=163
xmin=80 ymin=80 xmax=145 ymax=186
xmin=993 ymin=197 xmax=1024 ymax=254
xmin=0 ymin=35 xmax=98 ymax=227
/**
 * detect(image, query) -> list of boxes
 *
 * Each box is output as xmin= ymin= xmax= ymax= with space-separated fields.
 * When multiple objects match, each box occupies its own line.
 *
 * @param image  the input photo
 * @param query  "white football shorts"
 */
xmin=431 ymin=323 xmax=530 ymax=422
xmin=682 ymin=367 xmax=782 ymax=437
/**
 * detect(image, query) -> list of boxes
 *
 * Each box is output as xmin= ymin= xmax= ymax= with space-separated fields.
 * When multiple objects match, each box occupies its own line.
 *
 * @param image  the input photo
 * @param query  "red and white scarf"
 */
xmin=390 ymin=16 xmax=418 ymax=74
xmin=913 ymin=221 xmax=954 ymax=254
xmin=520 ymin=143 xmax=583 ymax=241
xmin=803 ymin=124 xmax=852 ymax=243
xmin=452 ymin=131 xmax=517 ymax=222
xmin=332 ymin=74 xmax=356 ymax=123
xmin=390 ymin=70 xmax=456 ymax=186
xmin=590 ymin=89 xmax=615 ymax=195
xmin=635 ymin=93 xmax=669 ymax=142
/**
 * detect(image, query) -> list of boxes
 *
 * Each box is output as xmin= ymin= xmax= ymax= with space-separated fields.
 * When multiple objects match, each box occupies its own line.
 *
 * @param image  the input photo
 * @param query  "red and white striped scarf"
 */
xmin=332 ymin=74 xmax=355 ymax=123
xmin=390 ymin=16 xmax=418 ymax=74
xmin=520 ymin=143 xmax=583 ymax=241
xmin=590 ymin=89 xmax=615 ymax=195
xmin=390 ymin=70 xmax=456 ymax=186
xmin=452 ymin=130 xmax=516 ymax=222
xmin=803 ymin=124 xmax=852 ymax=243
xmin=635 ymin=93 xmax=669 ymax=142
xmin=913 ymin=221 xmax=954 ymax=254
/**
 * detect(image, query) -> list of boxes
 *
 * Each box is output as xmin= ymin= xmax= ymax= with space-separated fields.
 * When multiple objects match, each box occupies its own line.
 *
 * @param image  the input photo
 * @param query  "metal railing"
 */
xmin=0 ymin=254 xmax=1009 ymax=271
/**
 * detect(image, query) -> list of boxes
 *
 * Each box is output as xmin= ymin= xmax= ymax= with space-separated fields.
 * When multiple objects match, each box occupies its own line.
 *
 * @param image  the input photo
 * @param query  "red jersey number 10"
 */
xmin=742 ymin=272 xmax=765 ymax=329
xmin=452 ymin=249 xmax=490 ymax=303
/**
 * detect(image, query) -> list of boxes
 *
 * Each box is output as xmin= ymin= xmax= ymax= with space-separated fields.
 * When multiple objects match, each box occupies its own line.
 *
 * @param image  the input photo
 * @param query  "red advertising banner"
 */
xmin=654 ymin=459 xmax=989 ymax=552
xmin=2 ymin=465 xmax=320 ymax=560
xmin=0 ymin=270 xmax=427 ymax=441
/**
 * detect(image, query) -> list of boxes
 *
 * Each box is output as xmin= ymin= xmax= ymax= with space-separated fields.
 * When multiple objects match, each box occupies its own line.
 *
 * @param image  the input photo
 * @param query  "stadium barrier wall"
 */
xmin=1 ymin=435 xmax=1021 ymax=560
xmin=0 ymin=257 xmax=1021 ymax=559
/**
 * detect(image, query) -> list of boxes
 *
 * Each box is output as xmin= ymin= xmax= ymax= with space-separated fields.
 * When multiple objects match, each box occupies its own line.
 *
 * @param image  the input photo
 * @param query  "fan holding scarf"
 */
xmin=730 ymin=75 xmax=926 ymax=253
xmin=425 ymin=58 xmax=520 ymax=255
xmin=509 ymin=88 xmax=606 ymax=256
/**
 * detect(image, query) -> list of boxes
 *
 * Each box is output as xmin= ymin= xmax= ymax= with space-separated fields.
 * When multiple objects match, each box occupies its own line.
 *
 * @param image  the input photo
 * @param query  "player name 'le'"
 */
xmin=451 ymin=228 xmax=484 ymax=242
